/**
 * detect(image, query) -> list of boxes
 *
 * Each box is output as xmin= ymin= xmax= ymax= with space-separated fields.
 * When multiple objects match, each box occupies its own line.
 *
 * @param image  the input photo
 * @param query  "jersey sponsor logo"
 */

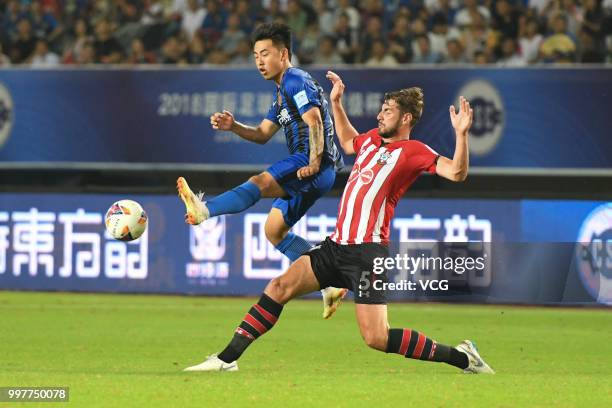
xmin=456 ymin=80 xmax=504 ymax=157
xmin=359 ymin=168 xmax=374 ymax=184
xmin=348 ymin=163 xmax=374 ymax=185
xmin=278 ymin=108 xmax=291 ymax=126
xmin=575 ymin=203 xmax=612 ymax=304
xmin=293 ymin=90 xmax=309 ymax=109
xmin=0 ymin=82 xmax=14 ymax=149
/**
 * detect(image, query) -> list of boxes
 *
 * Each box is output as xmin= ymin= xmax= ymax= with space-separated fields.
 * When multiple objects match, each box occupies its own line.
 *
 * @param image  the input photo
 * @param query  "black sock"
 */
xmin=218 ymin=293 xmax=283 ymax=363
xmin=386 ymin=328 xmax=468 ymax=369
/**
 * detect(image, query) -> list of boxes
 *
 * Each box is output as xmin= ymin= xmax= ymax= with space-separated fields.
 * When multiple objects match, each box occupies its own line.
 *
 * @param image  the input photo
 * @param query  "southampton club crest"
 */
xmin=377 ymin=151 xmax=392 ymax=165
xmin=575 ymin=203 xmax=612 ymax=304
xmin=0 ymin=82 xmax=14 ymax=149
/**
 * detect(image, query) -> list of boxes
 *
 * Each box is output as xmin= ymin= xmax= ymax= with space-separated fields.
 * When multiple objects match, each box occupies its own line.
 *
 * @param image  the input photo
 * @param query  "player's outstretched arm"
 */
xmin=210 ymin=110 xmax=279 ymax=144
xmin=326 ymin=71 xmax=359 ymax=155
xmin=436 ymin=96 xmax=472 ymax=182
xmin=296 ymin=107 xmax=325 ymax=180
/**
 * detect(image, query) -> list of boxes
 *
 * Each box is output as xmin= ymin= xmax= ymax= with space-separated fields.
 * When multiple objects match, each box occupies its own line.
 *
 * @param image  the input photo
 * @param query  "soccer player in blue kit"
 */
xmin=177 ymin=23 xmax=347 ymax=318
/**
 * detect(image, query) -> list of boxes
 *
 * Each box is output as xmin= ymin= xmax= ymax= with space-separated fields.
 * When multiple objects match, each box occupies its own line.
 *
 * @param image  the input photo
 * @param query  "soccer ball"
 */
xmin=105 ymin=199 xmax=148 ymax=241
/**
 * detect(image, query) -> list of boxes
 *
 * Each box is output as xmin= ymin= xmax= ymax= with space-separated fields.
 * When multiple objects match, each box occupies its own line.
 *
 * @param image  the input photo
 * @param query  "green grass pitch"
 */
xmin=1 ymin=291 xmax=611 ymax=407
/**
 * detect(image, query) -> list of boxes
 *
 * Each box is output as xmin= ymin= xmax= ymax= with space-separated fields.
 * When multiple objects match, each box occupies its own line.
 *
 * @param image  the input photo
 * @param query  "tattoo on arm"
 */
xmin=308 ymin=122 xmax=325 ymax=166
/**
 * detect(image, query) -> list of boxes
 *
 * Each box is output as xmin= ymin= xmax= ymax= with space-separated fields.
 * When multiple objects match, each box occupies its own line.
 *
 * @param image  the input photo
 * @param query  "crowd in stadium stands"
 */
xmin=0 ymin=0 xmax=611 ymax=67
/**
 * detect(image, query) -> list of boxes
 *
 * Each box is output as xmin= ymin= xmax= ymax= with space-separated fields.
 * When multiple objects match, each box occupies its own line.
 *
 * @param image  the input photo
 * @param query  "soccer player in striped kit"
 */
xmin=177 ymin=23 xmax=347 ymax=319
xmin=184 ymin=71 xmax=494 ymax=374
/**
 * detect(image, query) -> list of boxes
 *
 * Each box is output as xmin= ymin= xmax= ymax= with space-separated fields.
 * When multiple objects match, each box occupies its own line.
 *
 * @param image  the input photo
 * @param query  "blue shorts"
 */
xmin=266 ymin=153 xmax=337 ymax=227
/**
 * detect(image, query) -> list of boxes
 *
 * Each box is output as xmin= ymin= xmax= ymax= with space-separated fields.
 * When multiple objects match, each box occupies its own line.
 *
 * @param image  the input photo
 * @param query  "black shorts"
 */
xmin=307 ymin=237 xmax=389 ymax=304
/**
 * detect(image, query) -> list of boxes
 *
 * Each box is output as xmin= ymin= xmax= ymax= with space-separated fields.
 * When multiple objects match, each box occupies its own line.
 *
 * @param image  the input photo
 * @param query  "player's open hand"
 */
xmin=210 ymin=110 xmax=235 ymax=131
xmin=326 ymin=71 xmax=345 ymax=103
xmin=450 ymin=96 xmax=473 ymax=135
xmin=297 ymin=164 xmax=320 ymax=180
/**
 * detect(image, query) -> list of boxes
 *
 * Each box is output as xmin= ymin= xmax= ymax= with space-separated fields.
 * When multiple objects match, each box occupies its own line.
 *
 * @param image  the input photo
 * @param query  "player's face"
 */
xmin=253 ymin=39 xmax=286 ymax=81
xmin=377 ymin=99 xmax=403 ymax=138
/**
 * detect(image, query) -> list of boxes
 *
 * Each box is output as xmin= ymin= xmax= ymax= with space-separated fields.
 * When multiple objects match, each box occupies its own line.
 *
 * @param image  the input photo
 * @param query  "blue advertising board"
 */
xmin=0 ymin=68 xmax=611 ymax=168
xmin=0 ymin=193 xmax=609 ymax=305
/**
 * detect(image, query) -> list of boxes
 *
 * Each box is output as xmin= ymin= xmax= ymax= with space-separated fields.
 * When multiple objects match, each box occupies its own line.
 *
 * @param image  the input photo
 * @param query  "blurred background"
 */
xmin=0 ymin=0 xmax=610 ymax=306
xmin=1 ymin=0 xmax=611 ymax=66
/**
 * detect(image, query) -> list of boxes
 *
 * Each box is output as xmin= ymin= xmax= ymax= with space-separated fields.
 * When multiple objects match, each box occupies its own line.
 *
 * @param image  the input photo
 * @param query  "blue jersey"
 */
xmin=265 ymin=67 xmax=344 ymax=171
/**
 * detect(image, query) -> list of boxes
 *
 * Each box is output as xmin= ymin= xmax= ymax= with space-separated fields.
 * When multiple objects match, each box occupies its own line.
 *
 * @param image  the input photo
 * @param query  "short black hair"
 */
xmin=251 ymin=22 xmax=292 ymax=59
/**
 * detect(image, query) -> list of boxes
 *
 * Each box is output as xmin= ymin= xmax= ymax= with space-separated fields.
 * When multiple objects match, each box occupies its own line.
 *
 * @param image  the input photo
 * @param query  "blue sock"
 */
xmin=275 ymin=232 xmax=312 ymax=262
xmin=206 ymin=181 xmax=261 ymax=217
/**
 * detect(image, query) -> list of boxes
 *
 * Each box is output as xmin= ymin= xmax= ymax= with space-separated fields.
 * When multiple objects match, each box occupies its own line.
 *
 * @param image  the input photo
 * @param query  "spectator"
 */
xmin=360 ymin=16 xmax=385 ymax=62
xmin=201 ymin=0 xmax=227 ymax=42
xmin=426 ymin=0 xmax=458 ymax=24
xmin=430 ymin=13 xmax=461 ymax=56
xmin=411 ymin=18 xmax=428 ymax=37
xmin=114 ymin=0 xmax=146 ymax=47
xmin=141 ymin=0 xmax=166 ymax=25
xmin=444 ymin=38 xmax=468 ymax=62
xmin=30 ymin=38 xmax=60 ymax=67
xmin=77 ymin=42 xmax=96 ymax=65
xmin=388 ymin=15 xmax=413 ymax=63
xmin=577 ymin=29 xmax=605 ymax=62
xmin=1 ymin=0 xmax=25 ymax=42
xmin=312 ymin=0 xmax=335 ymax=35
xmin=412 ymin=34 xmax=443 ymax=63
xmin=0 ymin=43 xmax=12 ymax=66
xmin=235 ymin=0 xmax=256 ymax=33
xmin=139 ymin=1 xmax=169 ymax=50
xmin=216 ymin=13 xmax=246 ymax=58
xmin=188 ymin=33 xmax=209 ymax=64
xmin=115 ymin=0 xmax=144 ymax=25
xmin=581 ymin=0 xmax=605 ymax=47
xmin=360 ymin=0 xmax=385 ymax=27
xmin=206 ymin=48 xmax=228 ymax=64
xmin=314 ymin=35 xmax=343 ymax=64
xmin=229 ymin=37 xmax=251 ymax=65
xmin=93 ymin=19 xmax=123 ymax=64
xmin=528 ymin=0 xmax=550 ymax=17
xmin=334 ymin=0 xmax=361 ymax=31
xmin=455 ymin=0 xmax=491 ymax=28
xmin=491 ymin=0 xmax=520 ymax=39
xmin=473 ymin=49 xmax=489 ymax=64
xmin=286 ymin=0 xmax=308 ymax=40
xmin=334 ymin=12 xmax=359 ymax=63
xmin=263 ymin=0 xmax=287 ymax=24
xmin=519 ymin=18 xmax=543 ymax=63
xmin=160 ymin=35 xmax=187 ymax=64
xmin=542 ymin=0 xmax=581 ymax=37
xmin=29 ymin=0 xmax=62 ymax=43
xmin=497 ymin=36 xmax=527 ymax=66
xmin=10 ymin=19 xmax=37 ymax=63
xmin=298 ymin=22 xmax=321 ymax=65
xmin=169 ymin=0 xmax=189 ymax=16
xmin=540 ymin=13 xmax=576 ymax=62
xmin=89 ymin=0 xmax=116 ymax=25
xmin=365 ymin=39 xmax=399 ymax=67
xmin=62 ymin=18 xmax=93 ymax=64
xmin=127 ymin=37 xmax=157 ymax=63
xmin=181 ymin=0 xmax=207 ymax=40
xmin=462 ymin=11 xmax=489 ymax=60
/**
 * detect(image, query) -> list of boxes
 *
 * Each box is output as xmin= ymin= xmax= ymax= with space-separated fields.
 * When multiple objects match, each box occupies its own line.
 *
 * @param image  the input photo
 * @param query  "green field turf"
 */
xmin=0 ymin=291 xmax=611 ymax=407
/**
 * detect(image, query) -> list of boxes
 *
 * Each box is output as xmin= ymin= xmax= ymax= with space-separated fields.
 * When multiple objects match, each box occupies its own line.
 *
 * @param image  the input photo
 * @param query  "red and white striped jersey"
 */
xmin=330 ymin=128 xmax=439 ymax=245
